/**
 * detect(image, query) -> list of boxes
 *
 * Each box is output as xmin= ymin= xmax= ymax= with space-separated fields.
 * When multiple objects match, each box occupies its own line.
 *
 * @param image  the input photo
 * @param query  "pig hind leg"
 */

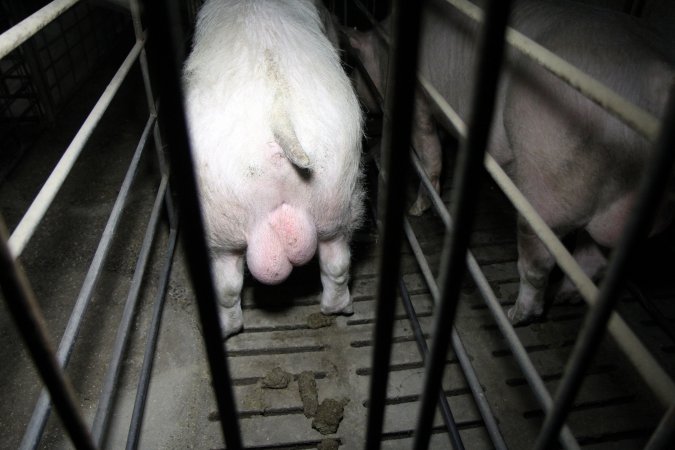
xmin=319 ymin=236 xmax=354 ymax=315
xmin=213 ymin=253 xmax=245 ymax=337
xmin=553 ymin=232 xmax=607 ymax=304
xmin=409 ymin=96 xmax=442 ymax=216
xmin=508 ymin=217 xmax=557 ymax=325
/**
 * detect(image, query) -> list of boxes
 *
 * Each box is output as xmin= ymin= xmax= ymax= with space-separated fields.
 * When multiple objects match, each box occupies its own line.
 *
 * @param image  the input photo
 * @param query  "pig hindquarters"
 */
xmin=349 ymin=0 xmax=674 ymax=325
xmin=184 ymin=0 xmax=364 ymax=336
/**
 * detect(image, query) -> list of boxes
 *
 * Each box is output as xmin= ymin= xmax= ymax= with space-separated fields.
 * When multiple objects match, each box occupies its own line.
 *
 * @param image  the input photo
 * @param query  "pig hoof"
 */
xmin=219 ymin=307 xmax=243 ymax=339
xmin=320 ymin=299 xmax=354 ymax=316
xmin=408 ymin=199 xmax=428 ymax=216
xmin=507 ymin=304 xmax=542 ymax=326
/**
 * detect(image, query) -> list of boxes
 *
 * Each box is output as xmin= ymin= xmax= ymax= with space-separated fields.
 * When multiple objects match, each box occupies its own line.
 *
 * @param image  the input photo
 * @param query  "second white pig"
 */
xmin=349 ymin=0 xmax=674 ymax=324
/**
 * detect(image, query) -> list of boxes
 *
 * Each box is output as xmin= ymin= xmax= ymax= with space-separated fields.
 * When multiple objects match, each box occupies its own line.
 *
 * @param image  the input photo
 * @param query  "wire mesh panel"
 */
xmin=0 ymin=0 xmax=131 ymax=182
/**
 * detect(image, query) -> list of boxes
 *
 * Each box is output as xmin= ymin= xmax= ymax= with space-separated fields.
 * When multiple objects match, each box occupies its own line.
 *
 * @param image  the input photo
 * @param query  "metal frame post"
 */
xmin=143 ymin=1 xmax=242 ymax=448
xmin=365 ymin=1 xmax=425 ymax=448
xmin=412 ymin=1 xmax=511 ymax=448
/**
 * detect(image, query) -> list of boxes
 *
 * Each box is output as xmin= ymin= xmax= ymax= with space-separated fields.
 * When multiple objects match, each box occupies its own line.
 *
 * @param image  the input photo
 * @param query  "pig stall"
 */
xmin=0 ymin=0 xmax=673 ymax=449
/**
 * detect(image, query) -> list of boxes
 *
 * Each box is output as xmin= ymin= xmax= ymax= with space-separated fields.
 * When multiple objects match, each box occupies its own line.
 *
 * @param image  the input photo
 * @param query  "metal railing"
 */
xmin=0 ymin=0 xmax=182 ymax=448
xmin=348 ymin=0 xmax=675 ymax=448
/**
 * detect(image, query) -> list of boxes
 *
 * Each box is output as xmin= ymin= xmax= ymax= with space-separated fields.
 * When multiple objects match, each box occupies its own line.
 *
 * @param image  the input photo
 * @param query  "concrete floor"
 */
xmin=1 ymin=42 xmax=674 ymax=450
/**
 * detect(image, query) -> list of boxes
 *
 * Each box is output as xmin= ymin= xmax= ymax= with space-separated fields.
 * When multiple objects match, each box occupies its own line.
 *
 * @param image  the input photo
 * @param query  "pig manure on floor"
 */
xmin=307 ymin=313 xmax=335 ymax=329
xmin=312 ymin=398 xmax=349 ymax=435
xmin=318 ymin=438 xmax=340 ymax=450
xmin=297 ymin=371 xmax=319 ymax=417
xmin=261 ymin=366 xmax=291 ymax=389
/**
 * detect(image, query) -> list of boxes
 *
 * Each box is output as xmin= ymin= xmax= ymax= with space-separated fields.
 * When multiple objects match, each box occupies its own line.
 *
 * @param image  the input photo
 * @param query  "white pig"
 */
xmin=183 ymin=0 xmax=364 ymax=336
xmin=348 ymin=0 xmax=674 ymax=324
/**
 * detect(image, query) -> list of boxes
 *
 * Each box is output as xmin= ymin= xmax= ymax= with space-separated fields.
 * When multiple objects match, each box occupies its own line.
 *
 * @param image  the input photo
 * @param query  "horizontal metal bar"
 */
xmin=126 ymin=223 xmax=178 ymax=450
xmin=445 ymin=0 xmax=660 ymax=140
xmin=0 ymin=218 xmax=97 ymax=450
xmin=0 ymin=0 xmax=80 ymax=60
xmin=19 ymin=114 xmax=154 ymax=450
xmin=91 ymin=175 xmax=169 ymax=445
xmin=8 ymin=40 xmax=143 ymax=258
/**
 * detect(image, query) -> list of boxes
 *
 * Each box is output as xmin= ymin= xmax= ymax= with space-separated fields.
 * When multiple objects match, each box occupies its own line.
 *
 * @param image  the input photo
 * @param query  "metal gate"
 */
xmin=0 ymin=0 xmax=673 ymax=448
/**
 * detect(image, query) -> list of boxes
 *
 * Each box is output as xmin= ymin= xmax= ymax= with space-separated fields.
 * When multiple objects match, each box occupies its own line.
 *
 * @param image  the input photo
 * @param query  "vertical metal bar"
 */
xmin=645 ymin=403 xmax=675 ymax=450
xmin=533 ymin=84 xmax=675 ymax=450
xmin=130 ymin=0 xmax=175 ymax=226
xmin=90 ymin=176 xmax=169 ymax=446
xmin=143 ymin=1 xmax=242 ymax=448
xmin=0 ymin=218 xmax=96 ymax=450
xmin=364 ymin=1 xmax=425 ymax=448
xmin=125 ymin=224 xmax=179 ymax=450
xmin=20 ymin=113 xmax=153 ymax=450
xmin=412 ymin=1 xmax=511 ymax=448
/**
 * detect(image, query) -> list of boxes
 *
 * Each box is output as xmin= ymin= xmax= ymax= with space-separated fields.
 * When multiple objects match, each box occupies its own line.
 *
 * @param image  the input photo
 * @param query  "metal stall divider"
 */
xmin=0 ymin=0 xmax=177 ymax=448
xmin=412 ymin=1 xmax=511 ymax=448
xmin=347 ymin=0 xmax=674 ymax=448
xmin=143 ymin=0 xmax=242 ymax=448
xmin=365 ymin=1 xmax=424 ymax=448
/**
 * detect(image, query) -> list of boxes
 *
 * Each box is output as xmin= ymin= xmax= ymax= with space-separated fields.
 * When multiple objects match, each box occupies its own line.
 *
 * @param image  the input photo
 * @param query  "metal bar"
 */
xmin=125 ymin=224 xmax=179 ymax=450
xmin=398 ymin=279 xmax=465 ymax=450
xmin=533 ymin=83 xmax=675 ymax=450
xmin=129 ymin=0 xmax=175 ymax=227
xmin=445 ymin=0 xmax=660 ymax=141
xmin=144 ymin=1 xmax=242 ymax=447
xmin=466 ymin=253 xmax=580 ymax=449
xmin=645 ymin=403 xmax=675 ymax=450
xmin=0 ymin=0 xmax=80 ymax=60
xmin=406 ymin=156 xmax=579 ymax=449
xmin=413 ymin=1 xmax=511 ymax=448
xmin=365 ymin=1 xmax=425 ymax=448
xmin=19 ymin=114 xmax=154 ymax=450
xmin=91 ymin=176 xmax=169 ymax=445
xmin=368 ymin=147 xmax=469 ymax=449
xmin=9 ymin=40 xmax=143 ymax=258
xmin=0 ymin=217 xmax=96 ymax=450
